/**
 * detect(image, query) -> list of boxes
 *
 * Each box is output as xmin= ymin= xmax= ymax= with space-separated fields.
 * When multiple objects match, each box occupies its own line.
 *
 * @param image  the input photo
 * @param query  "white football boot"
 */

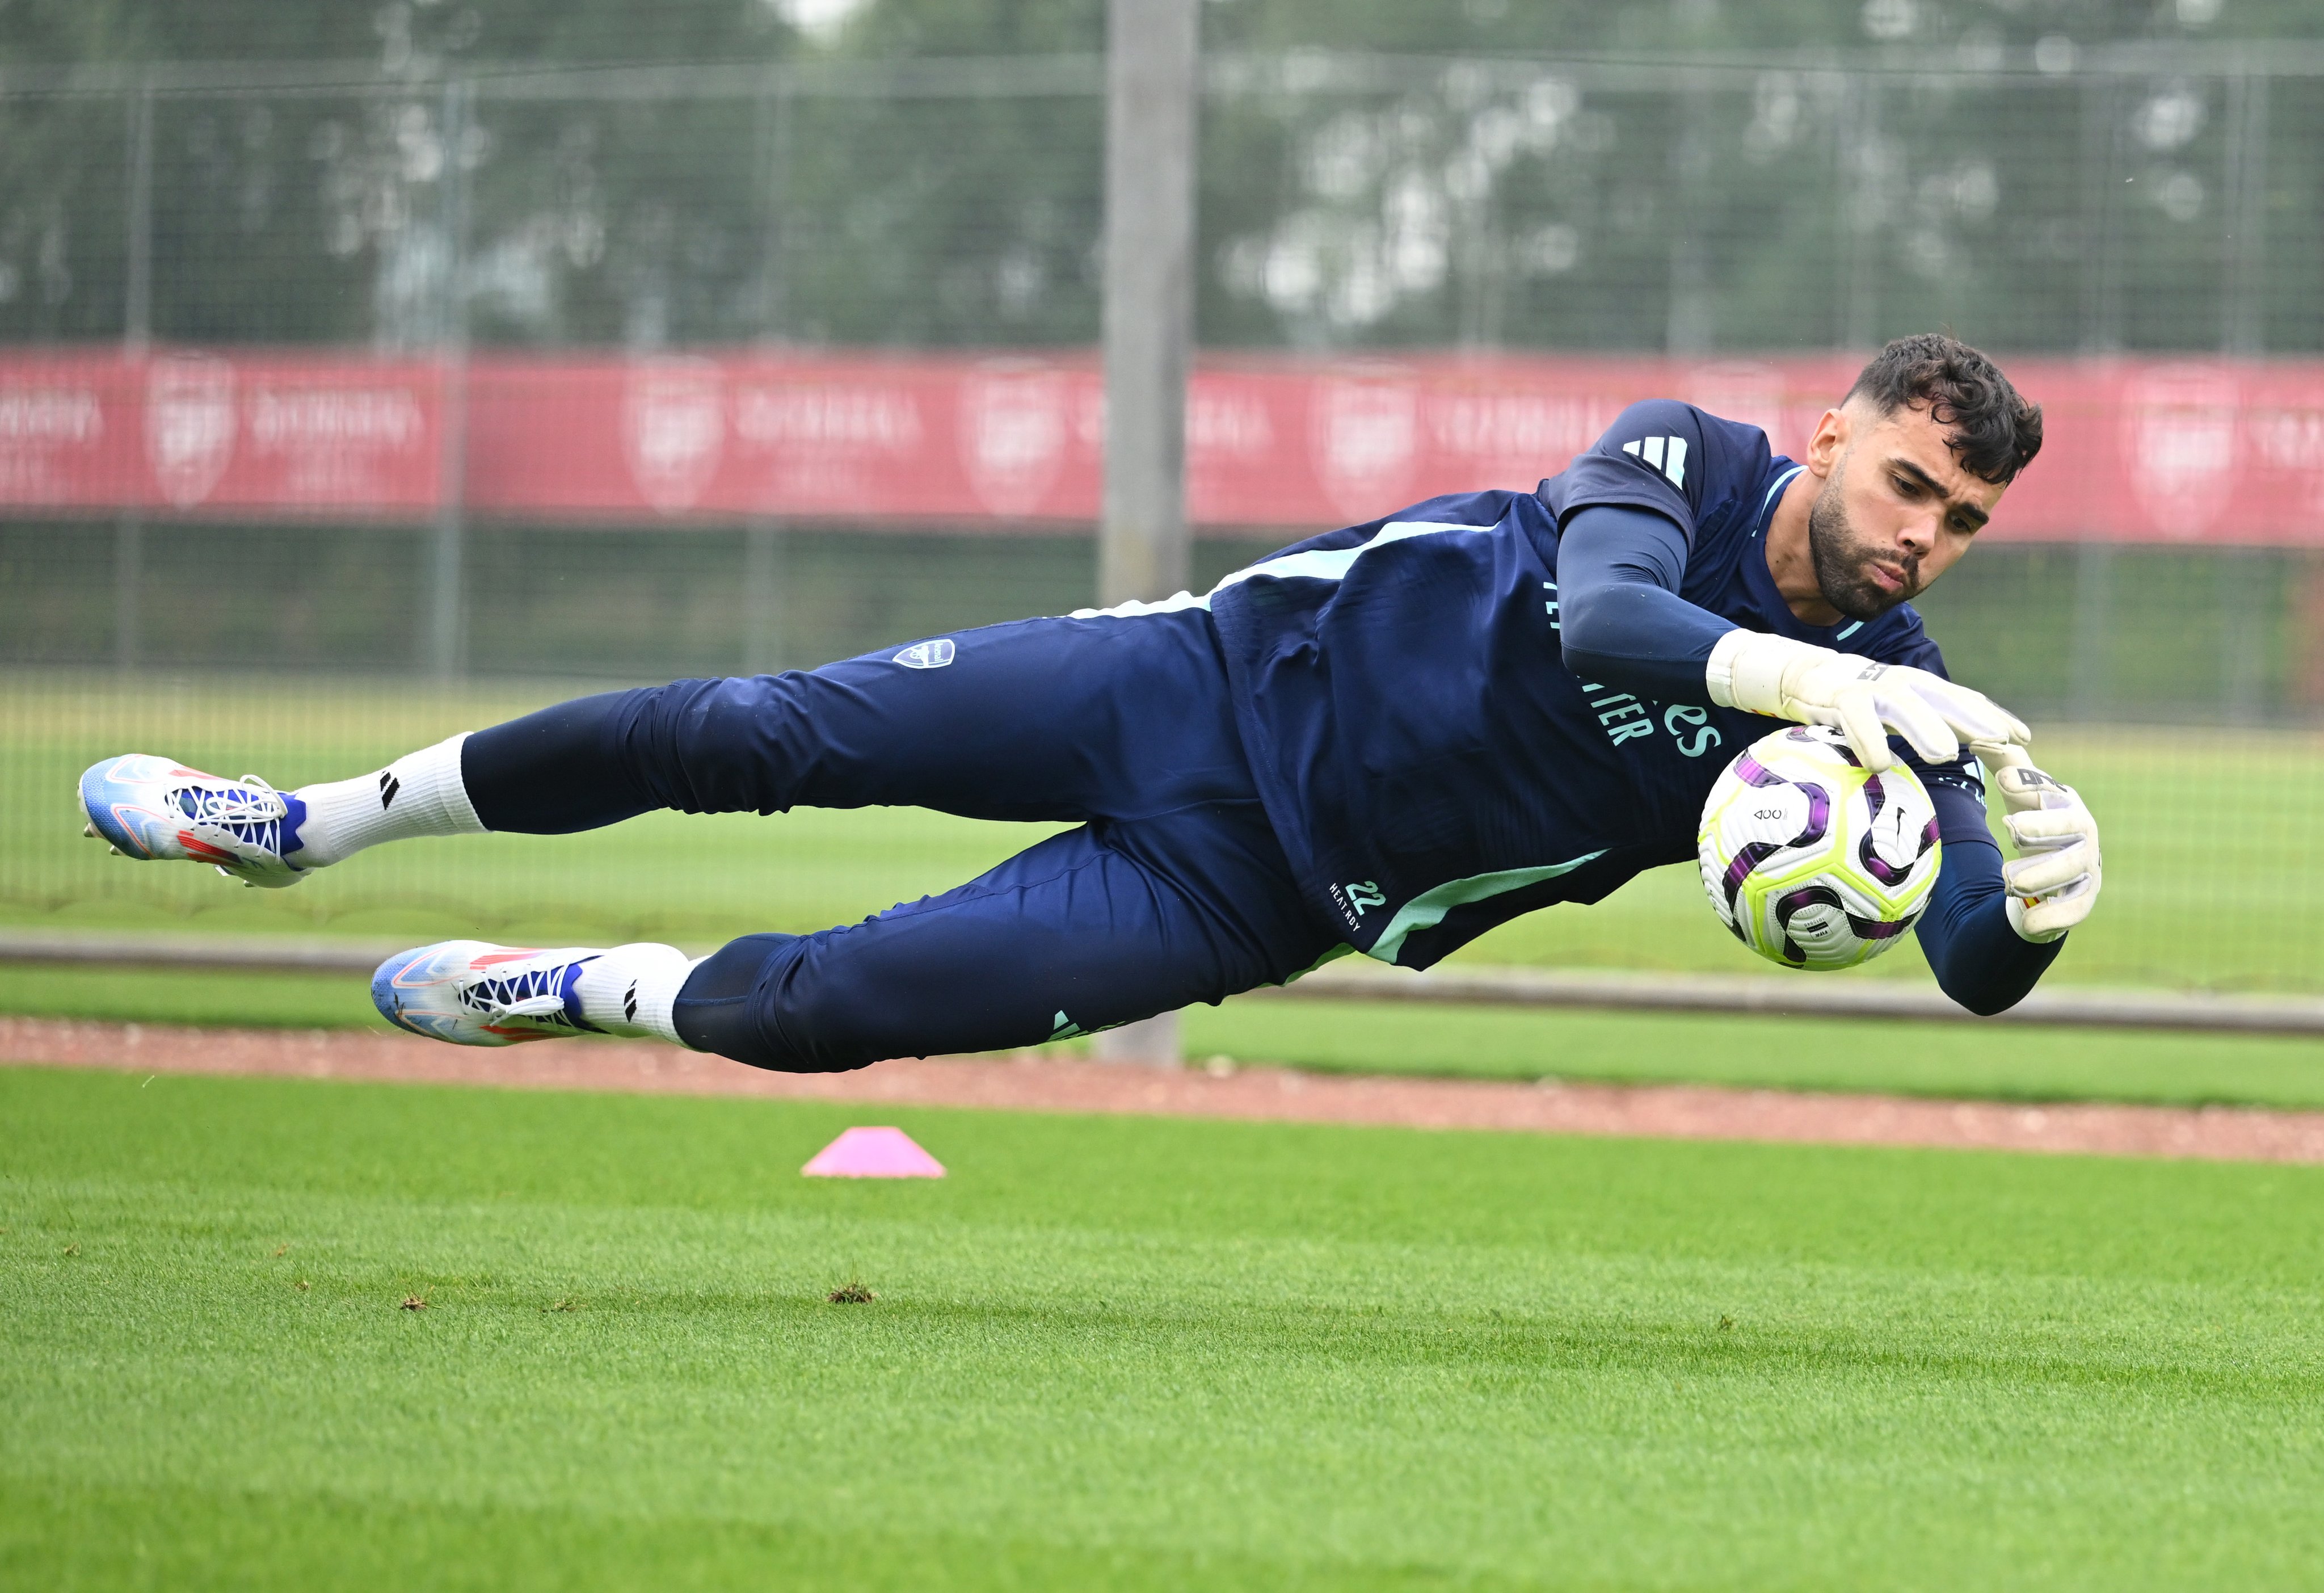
xmin=78 ymin=754 xmax=306 ymax=888
xmin=372 ymin=941 xmax=609 ymax=1046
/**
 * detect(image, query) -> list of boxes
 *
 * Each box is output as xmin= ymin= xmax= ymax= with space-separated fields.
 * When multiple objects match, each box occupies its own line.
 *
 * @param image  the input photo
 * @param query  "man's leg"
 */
xmin=369 ymin=794 xmax=1336 ymax=1062
xmin=337 ymin=607 xmax=1320 ymax=1056
xmin=80 ymin=608 xmax=1246 ymax=885
xmin=674 ymin=800 xmax=1334 ymax=1070
xmin=455 ymin=606 xmax=1248 ymax=834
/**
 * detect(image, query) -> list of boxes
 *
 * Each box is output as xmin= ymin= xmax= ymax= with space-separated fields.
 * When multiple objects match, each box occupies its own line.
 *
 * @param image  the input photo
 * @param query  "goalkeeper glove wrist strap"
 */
xmin=2005 ymin=892 xmax=2069 ymax=945
xmin=1706 ymin=629 xmax=1838 ymax=718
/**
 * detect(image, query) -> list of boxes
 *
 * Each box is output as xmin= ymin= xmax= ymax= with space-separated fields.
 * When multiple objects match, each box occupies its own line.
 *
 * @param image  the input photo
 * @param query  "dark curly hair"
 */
xmin=1843 ymin=333 xmax=2043 ymax=485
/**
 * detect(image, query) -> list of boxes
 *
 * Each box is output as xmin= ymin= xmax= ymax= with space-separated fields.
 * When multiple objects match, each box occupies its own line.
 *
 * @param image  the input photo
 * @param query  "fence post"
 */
xmin=1094 ymin=0 xmax=1197 ymax=1068
xmin=1665 ymin=65 xmax=1713 ymax=355
xmin=2077 ymin=71 xmax=2125 ymax=354
xmin=426 ymin=75 xmax=473 ymax=680
xmin=112 ymin=517 xmax=142 ymax=674
xmin=753 ymin=67 xmax=794 ymax=339
xmin=2068 ymin=542 xmax=2115 ymax=721
xmin=2220 ymin=549 xmax=2267 ymax=725
xmin=1099 ymin=0 xmax=1195 ymax=613
xmin=2221 ymin=64 xmax=2268 ymax=358
xmin=2064 ymin=65 xmax=2130 ymax=722
xmin=743 ymin=521 xmax=785 ymax=675
xmin=117 ymin=75 xmax=153 ymax=674
xmin=739 ymin=71 xmax=793 ymax=680
xmin=2218 ymin=61 xmax=2271 ymax=721
xmin=1833 ymin=70 xmax=1879 ymax=349
xmin=123 ymin=77 xmax=153 ymax=350
xmin=2293 ymin=554 xmax=2324 ymax=717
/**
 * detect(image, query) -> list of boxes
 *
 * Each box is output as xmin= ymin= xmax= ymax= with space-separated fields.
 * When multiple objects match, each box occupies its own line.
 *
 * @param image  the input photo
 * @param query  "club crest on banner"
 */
xmin=2122 ymin=364 xmax=2239 ymax=540
xmin=146 ymin=355 xmax=237 ymax=508
xmin=622 ymin=358 xmax=726 ymax=514
xmin=959 ymin=364 xmax=1068 ymax=518
xmin=1311 ymin=373 xmax=1417 ymax=521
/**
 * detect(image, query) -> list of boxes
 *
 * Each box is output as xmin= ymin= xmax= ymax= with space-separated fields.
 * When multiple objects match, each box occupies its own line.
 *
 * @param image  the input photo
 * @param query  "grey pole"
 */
xmin=2218 ymin=62 xmax=2272 ymax=723
xmin=1664 ymin=65 xmax=1713 ymax=356
xmin=2221 ymin=65 xmax=2269 ymax=359
xmin=1097 ymin=0 xmax=1195 ymax=613
xmin=742 ymin=72 xmax=793 ymax=678
xmin=2066 ymin=68 xmax=2126 ymax=727
xmin=1833 ymin=72 xmax=1879 ymax=349
xmin=743 ymin=521 xmax=786 ymax=675
xmin=116 ymin=77 xmax=153 ymax=675
xmin=1092 ymin=0 xmax=1197 ymax=1068
xmin=426 ymin=75 xmax=473 ymax=679
xmin=123 ymin=78 xmax=153 ymax=353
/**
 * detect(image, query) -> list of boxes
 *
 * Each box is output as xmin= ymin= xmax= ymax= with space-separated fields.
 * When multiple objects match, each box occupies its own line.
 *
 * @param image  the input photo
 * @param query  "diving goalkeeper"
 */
xmin=78 ymin=333 xmax=2101 ymax=1069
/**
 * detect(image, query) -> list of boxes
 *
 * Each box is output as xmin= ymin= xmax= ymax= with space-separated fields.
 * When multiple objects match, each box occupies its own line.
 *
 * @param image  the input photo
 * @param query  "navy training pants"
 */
xmin=460 ymin=609 xmax=1338 ymax=1071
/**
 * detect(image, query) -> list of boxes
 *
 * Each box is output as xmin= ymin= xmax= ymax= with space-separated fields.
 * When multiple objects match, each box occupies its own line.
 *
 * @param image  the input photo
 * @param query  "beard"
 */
xmin=1807 ymin=468 xmax=1922 ymax=621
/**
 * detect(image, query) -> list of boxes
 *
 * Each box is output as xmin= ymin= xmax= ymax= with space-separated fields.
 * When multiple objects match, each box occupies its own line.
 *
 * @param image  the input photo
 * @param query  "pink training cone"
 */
xmin=802 ymin=1126 xmax=946 ymax=1179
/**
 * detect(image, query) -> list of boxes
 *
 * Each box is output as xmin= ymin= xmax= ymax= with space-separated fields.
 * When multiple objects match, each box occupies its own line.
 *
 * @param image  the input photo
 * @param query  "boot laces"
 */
xmin=172 ymin=774 xmax=289 ymax=854
xmin=464 ymin=957 xmax=595 ymax=1029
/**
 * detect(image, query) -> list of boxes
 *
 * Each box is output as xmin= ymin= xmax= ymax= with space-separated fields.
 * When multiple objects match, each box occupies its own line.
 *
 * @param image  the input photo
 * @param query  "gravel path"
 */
xmin=10 ymin=1015 xmax=2324 ymax=1164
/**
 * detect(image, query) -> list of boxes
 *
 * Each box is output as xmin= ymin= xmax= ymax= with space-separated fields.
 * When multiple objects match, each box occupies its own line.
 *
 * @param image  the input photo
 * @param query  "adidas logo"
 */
xmin=623 ymin=982 xmax=638 ymax=1024
xmin=1620 ymin=435 xmax=1689 ymax=489
xmin=378 ymin=770 xmax=402 ymax=809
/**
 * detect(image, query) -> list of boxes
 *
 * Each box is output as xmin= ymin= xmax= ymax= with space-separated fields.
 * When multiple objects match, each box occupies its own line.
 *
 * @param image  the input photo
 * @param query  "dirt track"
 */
xmin=10 ymin=1015 xmax=2324 ymax=1165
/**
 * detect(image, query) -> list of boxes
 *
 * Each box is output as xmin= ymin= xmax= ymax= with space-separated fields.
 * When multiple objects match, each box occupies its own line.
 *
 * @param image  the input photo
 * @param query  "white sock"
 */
xmin=288 ymin=734 xmax=484 ymax=867
xmin=573 ymin=944 xmax=703 ymax=1046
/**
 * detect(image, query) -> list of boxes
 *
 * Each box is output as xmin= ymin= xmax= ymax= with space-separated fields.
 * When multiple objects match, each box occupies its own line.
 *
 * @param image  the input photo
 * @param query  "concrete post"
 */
xmin=1093 ymin=0 xmax=1198 ymax=1067
xmin=117 ymin=78 xmax=153 ymax=674
xmin=426 ymin=76 xmax=474 ymax=679
xmin=1098 ymin=0 xmax=1197 ymax=612
xmin=743 ymin=521 xmax=785 ymax=675
xmin=123 ymin=78 xmax=153 ymax=355
xmin=2221 ymin=66 xmax=2269 ymax=358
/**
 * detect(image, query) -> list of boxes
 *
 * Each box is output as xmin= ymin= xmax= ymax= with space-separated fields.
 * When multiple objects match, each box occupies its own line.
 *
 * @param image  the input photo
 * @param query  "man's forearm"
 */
xmin=1917 ymin=833 xmax=2064 ymax=1015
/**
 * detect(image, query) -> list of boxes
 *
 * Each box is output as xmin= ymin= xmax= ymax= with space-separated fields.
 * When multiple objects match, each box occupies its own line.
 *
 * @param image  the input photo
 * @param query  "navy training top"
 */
xmin=1206 ymin=398 xmax=2060 ymax=1009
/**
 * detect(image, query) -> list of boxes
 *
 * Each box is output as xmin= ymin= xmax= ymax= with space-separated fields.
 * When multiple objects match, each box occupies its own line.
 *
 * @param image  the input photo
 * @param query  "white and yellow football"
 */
xmin=1698 ymin=725 xmax=1943 ymax=971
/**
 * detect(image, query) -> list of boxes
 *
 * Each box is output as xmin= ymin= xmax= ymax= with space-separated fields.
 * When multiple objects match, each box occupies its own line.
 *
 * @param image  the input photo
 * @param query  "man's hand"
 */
xmin=1976 ymin=742 xmax=2100 ymax=943
xmin=1707 ymin=630 xmax=2030 ymax=773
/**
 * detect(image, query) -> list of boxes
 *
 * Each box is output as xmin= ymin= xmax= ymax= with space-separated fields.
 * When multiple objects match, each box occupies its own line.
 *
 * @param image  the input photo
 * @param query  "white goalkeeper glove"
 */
xmin=1974 ymin=742 xmax=2101 ymax=943
xmin=1706 ymin=629 xmax=2030 ymax=774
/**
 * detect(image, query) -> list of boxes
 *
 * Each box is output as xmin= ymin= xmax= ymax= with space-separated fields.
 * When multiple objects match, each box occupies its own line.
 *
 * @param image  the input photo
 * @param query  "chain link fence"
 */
xmin=5 ymin=46 xmax=2323 ymax=990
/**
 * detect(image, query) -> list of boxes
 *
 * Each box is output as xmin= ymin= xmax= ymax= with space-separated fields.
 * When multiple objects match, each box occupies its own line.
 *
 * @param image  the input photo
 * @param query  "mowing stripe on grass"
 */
xmin=7 ymin=1065 xmax=2324 ymax=1591
xmin=13 ymin=1016 xmax=2324 ymax=1164
xmin=16 ymin=962 xmax=2324 ymax=1113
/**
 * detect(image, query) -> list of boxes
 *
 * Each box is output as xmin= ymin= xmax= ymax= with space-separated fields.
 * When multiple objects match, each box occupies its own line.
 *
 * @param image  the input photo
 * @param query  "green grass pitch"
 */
xmin=11 ymin=962 xmax=2324 ymax=1111
xmin=7 ymin=1064 xmax=2324 ymax=1590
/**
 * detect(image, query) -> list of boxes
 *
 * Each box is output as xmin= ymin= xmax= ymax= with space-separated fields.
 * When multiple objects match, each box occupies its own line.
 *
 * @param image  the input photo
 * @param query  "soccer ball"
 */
xmin=1697 ymin=725 xmax=1942 ymax=971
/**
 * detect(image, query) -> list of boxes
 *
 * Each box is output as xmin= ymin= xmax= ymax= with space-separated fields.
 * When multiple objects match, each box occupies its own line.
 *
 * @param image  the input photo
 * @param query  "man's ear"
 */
xmin=1805 ymin=405 xmax=1851 ymax=481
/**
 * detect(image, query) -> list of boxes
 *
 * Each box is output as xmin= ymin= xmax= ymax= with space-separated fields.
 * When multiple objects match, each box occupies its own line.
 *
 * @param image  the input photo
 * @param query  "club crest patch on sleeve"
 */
xmin=892 ymin=638 xmax=956 ymax=669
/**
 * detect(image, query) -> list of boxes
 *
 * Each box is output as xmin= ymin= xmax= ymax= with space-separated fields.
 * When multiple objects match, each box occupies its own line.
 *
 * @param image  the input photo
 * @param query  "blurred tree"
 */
xmin=0 ymin=0 xmax=2318 ymax=351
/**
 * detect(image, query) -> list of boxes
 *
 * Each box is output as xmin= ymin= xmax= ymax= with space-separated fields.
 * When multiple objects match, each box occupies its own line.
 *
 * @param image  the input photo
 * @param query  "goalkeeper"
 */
xmin=79 ymin=334 xmax=2100 ymax=1069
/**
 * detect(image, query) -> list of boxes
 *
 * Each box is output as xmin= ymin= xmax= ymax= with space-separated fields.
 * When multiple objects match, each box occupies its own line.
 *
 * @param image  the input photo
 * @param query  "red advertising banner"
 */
xmin=5 ymin=346 xmax=2324 ymax=544
xmin=0 ymin=350 xmax=445 ymax=520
